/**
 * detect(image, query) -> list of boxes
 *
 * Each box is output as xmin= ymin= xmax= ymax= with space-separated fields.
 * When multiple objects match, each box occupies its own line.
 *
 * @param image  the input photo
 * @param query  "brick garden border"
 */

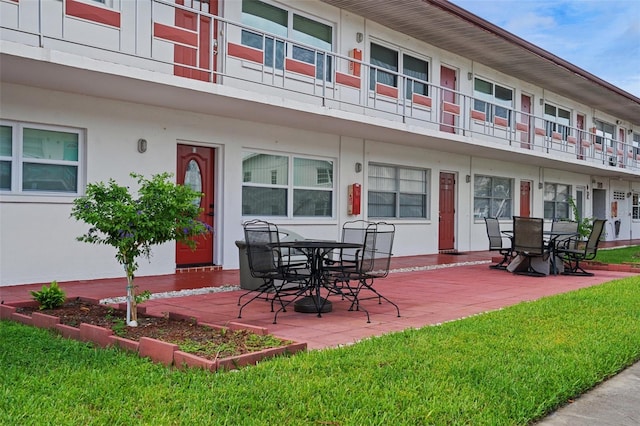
xmin=0 ymin=298 xmax=306 ymax=372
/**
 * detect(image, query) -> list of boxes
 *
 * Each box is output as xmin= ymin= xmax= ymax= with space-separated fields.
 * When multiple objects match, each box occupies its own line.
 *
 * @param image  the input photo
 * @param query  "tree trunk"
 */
xmin=125 ymin=264 xmax=138 ymax=327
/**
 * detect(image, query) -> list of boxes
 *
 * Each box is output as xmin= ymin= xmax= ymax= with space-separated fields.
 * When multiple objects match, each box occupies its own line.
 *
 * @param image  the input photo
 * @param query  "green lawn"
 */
xmin=595 ymin=245 xmax=640 ymax=264
xmin=2 ymin=275 xmax=639 ymax=425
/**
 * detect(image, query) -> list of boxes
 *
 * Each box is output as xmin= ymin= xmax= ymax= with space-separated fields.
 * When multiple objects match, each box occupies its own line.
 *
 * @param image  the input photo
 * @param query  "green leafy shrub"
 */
xmin=30 ymin=281 xmax=66 ymax=310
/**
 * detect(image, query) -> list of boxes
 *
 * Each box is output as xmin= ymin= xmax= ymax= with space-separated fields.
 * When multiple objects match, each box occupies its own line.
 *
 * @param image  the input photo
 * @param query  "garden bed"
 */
xmin=1 ymin=298 xmax=306 ymax=372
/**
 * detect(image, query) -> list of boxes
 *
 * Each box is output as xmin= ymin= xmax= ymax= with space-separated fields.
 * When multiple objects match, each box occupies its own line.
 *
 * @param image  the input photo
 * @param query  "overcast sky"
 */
xmin=449 ymin=0 xmax=640 ymax=97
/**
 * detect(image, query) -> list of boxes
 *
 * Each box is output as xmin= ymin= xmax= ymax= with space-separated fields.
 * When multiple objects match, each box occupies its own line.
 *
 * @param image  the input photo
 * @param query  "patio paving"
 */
xmin=1 ymin=244 xmax=637 ymax=350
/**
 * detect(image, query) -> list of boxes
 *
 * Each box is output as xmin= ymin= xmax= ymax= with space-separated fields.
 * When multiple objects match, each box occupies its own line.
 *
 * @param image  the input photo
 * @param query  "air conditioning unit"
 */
xmin=609 ymin=156 xmax=617 ymax=166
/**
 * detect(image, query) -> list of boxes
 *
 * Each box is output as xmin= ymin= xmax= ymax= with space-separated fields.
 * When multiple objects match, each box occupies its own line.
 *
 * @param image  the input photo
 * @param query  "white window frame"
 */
xmin=594 ymin=119 xmax=615 ymax=151
xmin=544 ymin=183 xmax=572 ymax=220
xmin=369 ymin=41 xmax=430 ymax=100
xmin=367 ymin=163 xmax=430 ymax=219
xmin=241 ymin=150 xmax=335 ymax=218
xmin=473 ymin=175 xmax=513 ymax=220
xmin=240 ymin=0 xmax=334 ymax=81
xmin=544 ymin=103 xmax=571 ymax=141
xmin=472 ymin=77 xmax=513 ymax=125
xmin=0 ymin=120 xmax=84 ymax=197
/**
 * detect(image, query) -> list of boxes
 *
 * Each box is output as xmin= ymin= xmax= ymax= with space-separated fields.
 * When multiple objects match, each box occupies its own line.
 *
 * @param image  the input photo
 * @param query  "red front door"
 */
xmin=520 ymin=181 xmax=531 ymax=217
xmin=438 ymin=172 xmax=456 ymax=251
xmin=176 ymin=144 xmax=215 ymax=266
xmin=440 ymin=66 xmax=457 ymax=133
xmin=174 ymin=0 xmax=218 ymax=82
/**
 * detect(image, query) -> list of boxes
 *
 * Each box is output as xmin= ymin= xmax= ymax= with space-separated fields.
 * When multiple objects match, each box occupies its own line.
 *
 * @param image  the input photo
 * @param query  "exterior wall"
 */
xmin=2 ymin=0 xmax=639 ymax=286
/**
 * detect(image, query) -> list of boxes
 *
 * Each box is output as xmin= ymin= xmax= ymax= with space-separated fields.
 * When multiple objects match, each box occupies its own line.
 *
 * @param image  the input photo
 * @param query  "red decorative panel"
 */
xmin=494 ymin=116 xmax=508 ymax=127
xmin=516 ymin=122 xmax=528 ymax=132
xmin=376 ymin=82 xmax=398 ymax=98
xmin=552 ymin=131 xmax=562 ymax=140
xmin=471 ymin=109 xmax=485 ymax=121
xmin=153 ymin=22 xmax=198 ymax=47
xmin=412 ymin=93 xmax=432 ymax=108
xmin=534 ymin=127 xmax=546 ymax=136
xmin=442 ymin=101 xmax=460 ymax=115
xmin=567 ymin=136 xmax=577 ymax=144
xmin=335 ymin=72 xmax=360 ymax=88
xmin=285 ymin=58 xmax=315 ymax=77
xmin=581 ymin=140 xmax=591 ymax=147
xmin=228 ymin=43 xmax=264 ymax=64
xmin=65 ymin=0 xmax=121 ymax=28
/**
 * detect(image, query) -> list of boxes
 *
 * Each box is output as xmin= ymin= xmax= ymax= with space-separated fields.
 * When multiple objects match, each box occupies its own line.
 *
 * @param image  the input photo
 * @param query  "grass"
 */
xmin=594 ymin=245 xmax=640 ymax=264
xmin=2 ymin=275 xmax=640 ymax=425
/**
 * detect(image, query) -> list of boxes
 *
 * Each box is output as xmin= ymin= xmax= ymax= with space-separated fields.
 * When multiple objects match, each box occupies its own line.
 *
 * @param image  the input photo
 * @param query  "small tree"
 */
xmin=568 ymin=197 xmax=593 ymax=239
xmin=71 ymin=172 xmax=211 ymax=326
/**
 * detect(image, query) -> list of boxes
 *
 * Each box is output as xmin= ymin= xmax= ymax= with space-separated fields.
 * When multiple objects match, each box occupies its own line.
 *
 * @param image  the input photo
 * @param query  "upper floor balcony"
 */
xmin=2 ymin=0 xmax=639 ymax=177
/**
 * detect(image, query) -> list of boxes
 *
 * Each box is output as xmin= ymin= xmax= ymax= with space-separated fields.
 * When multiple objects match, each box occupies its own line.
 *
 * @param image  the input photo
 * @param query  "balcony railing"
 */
xmin=2 ymin=0 xmax=638 ymax=172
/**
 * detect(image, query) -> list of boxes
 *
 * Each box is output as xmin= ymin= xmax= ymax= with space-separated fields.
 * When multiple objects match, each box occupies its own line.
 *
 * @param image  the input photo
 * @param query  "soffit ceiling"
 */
xmin=320 ymin=0 xmax=640 ymax=126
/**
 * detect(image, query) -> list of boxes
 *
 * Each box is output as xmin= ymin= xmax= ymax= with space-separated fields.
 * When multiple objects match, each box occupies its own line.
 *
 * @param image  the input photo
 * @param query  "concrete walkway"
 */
xmin=537 ymin=361 xmax=640 ymax=425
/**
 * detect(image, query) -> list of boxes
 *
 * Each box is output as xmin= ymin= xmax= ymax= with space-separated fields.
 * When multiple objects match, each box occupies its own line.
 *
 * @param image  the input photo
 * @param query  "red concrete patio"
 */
xmin=1 ymin=244 xmax=637 ymax=350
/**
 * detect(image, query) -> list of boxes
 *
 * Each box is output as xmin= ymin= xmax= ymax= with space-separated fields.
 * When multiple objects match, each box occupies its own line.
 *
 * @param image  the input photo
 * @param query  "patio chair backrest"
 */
xmin=340 ymin=220 xmax=376 ymax=263
xmin=359 ymin=222 xmax=395 ymax=278
xmin=484 ymin=217 xmax=504 ymax=250
xmin=243 ymin=220 xmax=281 ymax=278
xmin=584 ymin=219 xmax=606 ymax=257
xmin=551 ymin=220 xmax=578 ymax=234
xmin=512 ymin=216 xmax=545 ymax=255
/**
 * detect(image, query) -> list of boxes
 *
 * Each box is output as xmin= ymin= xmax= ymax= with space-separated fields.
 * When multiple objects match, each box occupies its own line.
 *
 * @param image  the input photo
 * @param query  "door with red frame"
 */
xmin=438 ymin=172 xmax=456 ymax=251
xmin=520 ymin=181 xmax=531 ymax=217
xmin=439 ymin=66 xmax=457 ymax=133
xmin=174 ymin=0 xmax=218 ymax=82
xmin=520 ymin=94 xmax=532 ymax=148
xmin=176 ymin=144 xmax=215 ymax=266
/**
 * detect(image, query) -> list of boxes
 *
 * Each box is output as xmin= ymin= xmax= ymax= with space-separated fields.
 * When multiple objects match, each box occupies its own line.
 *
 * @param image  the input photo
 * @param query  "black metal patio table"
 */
xmin=545 ymin=230 xmax=580 ymax=274
xmin=275 ymin=240 xmax=363 ymax=317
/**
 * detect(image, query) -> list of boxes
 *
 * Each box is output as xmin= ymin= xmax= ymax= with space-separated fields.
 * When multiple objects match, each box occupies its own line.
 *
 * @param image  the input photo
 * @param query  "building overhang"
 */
xmin=320 ymin=0 xmax=640 ymax=126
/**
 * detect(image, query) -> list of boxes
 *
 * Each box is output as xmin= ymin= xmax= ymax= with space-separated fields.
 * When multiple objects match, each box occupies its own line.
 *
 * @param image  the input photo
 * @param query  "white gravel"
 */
xmin=100 ymin=260 xmax=490 ymax=304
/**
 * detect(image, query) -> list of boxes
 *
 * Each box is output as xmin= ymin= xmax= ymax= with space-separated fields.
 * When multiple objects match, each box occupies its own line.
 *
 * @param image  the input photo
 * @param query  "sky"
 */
xmin=449 ymin=0 xmax=640 ymax=97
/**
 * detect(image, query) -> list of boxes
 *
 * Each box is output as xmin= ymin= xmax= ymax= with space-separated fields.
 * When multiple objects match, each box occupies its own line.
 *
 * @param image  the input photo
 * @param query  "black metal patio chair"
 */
xmin=237 ymin=220 xmax=309 ymax=321
xmin=511 ymin=216 xmax=549 ymax=277
xmin=484 ymin=217 xmax=513 ymax=269
xmin=556 ymin=219 xmax=606 ymax=276
xmin=327 ymin=221 xmax=400 ymax=322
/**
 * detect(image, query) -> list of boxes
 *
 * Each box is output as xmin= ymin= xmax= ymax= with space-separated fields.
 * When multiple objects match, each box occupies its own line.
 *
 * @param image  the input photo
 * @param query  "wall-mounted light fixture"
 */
xmin=467 ymin=72 xmax=472 ymax=81
xmin=539 ymin=98 xmax=544 ymax=106
xmin=629 ymin=129 xmax=634 ymax=134
xmin=465 ymin=174 xmax=471 ymax=183
xmin=355 ymin=162 xmax=362 ymax=173
xmin=616 ymin=119 xmax=621 ymax=125
xmin=355 ymin=32 xmax=363 ymax=43
xmin=627 ymin=192 xmax=632 ymax=198
xmin=137 ymin=138 xmax=148 ymax=153
xmin=538 ymin=182 xmax=543 ymax=189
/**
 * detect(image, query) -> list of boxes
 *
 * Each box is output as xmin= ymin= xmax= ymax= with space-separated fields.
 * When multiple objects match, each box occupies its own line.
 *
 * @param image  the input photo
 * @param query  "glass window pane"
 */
xmin=292 ymin=14 xmax=332 ymax=49
xmin=23 ymin=128 xmax=78 ymax=161
xmin=242 ymin=0 xmax=287 ymax=37
xmin=0 ymin=125 xmax=12 ymax=157
xmin=495 ymin=85 xmax=512 ymax=102
xmin=474 ymin=78 xmax=492 ymax=95
xmin=242 ymin=186 xmax=287 ymax=216
xmin=242 ymin=152 xmax=288 ymax=185
xmin=293 ymin=158 xmax=333 ymax=188
xmin=368 ymin=191 xmax=396 ymax=217
xmin=293 ymin=189 xmax=332 ymax=217
xmin=474 ymin=198 xmax=490 ymax=219
xmin=0 ymin=161 xmax=11 ymax=190
xmin=544 ymin=104 xmax=556 ymax=117
xmin=22 ymin=163 xmax=77 ymax=192
xmin=399 ymin=193 xmax=425 ymax=217
xmin=474 ymin=176 xmax=492 ymax=197
xmin=493 ymin=177 xmax=511 ymax=198
xmin=556 ymin=184 xmax=569 ymax=202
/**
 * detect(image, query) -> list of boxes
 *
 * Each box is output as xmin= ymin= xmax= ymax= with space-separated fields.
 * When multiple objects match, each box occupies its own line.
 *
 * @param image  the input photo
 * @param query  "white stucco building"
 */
xmin=1 ymin=0 xmax=639 ymax=287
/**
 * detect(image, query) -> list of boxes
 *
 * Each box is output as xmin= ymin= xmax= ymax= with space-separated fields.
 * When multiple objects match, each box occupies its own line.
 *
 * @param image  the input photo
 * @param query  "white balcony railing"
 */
xmin=2 ymin=0 xmax=639 ymax=172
